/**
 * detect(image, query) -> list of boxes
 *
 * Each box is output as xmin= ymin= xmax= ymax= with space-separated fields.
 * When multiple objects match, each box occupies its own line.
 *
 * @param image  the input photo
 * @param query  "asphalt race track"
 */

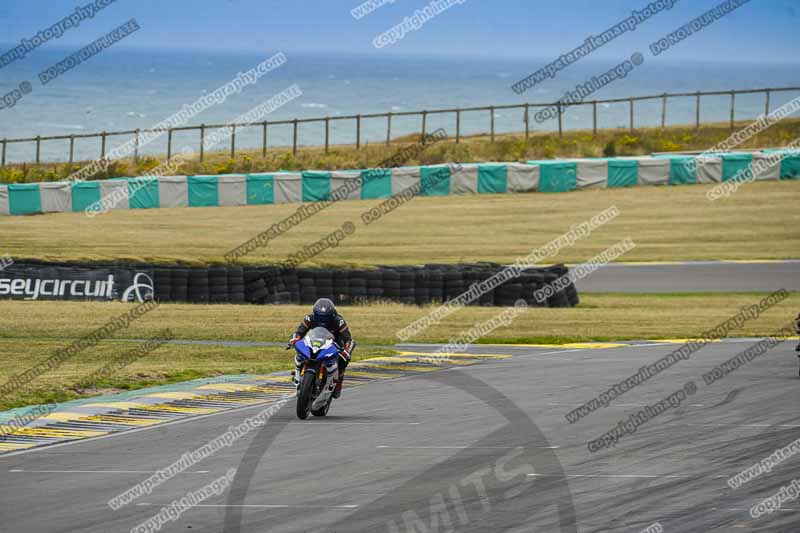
xmin=574 ymin=260 xmax=800 ymax=293
xmin=2 ymin=339 xmax=799 ymax=532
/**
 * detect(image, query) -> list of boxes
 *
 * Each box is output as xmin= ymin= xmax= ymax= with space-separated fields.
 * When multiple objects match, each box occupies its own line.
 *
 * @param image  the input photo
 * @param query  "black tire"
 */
xmin=153 ymin=268 xmax=172 ymax=302
xmin=311 ymin=396 xmax=332 ymax=417
xmin=296 ymin=370 xmax=316 ymax=420
xmin=170 ymin=268 xmax=189 ymax=302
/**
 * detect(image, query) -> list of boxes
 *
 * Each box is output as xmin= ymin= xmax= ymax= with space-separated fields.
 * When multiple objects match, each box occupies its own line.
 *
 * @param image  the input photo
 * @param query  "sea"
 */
xmin=0 ymin=46 xmax=798 ymax=164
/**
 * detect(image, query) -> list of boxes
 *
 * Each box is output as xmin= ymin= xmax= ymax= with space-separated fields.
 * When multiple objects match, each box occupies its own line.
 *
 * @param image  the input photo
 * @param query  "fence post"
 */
xmin=557 ymin=102 xmax=563 ymax=138
xmin=262 ymin=121 xmax=268 ymax=158
xmin=695 ymin=92 xmax=701 ymax=130
xmin=456 ymin=109 xmax=461 ymax=144
xmin=524 ymin=104 xmax=529 ymax=141
xmin=629 ymin=99 xmax=634 ymax=132
xmin=489 ymin=106 xmax=495 ymax=143
xmin=730 ymin=91 xmax=736 ymax=130
xmin=592 ymin=101 xmax=597 ymax=136
xmin=386 ymin=113 xmax=392 ymax=146
xmin=1 ymin=139 xmax=5 ymax=167
xmin=421 ymin=111 xmax=427 ymax=143
xmin=134 ymin=129 xmax=140 ymax=162
xmin=167 ymin=129 xmax=173 ymax=159
xmin=661 ymin=94 xmax=667 ymax=129
xmin=293 ymin=119 xmax=298 ymax=155
xmin=356 ymin=115 xmax=361 ymax=150
xmin=230 ymin=124 xmax=236 ymax=159
xmin=765 ymin=89 xmax=771 ymax=117
xmin=199 ymin=125 xmax=204 ymax=162
xmin=36 ymin=135 xmax=41 ymax=164
xmin=324 ymin=117 xmax=330 ymax=153
xmin=69 ymin=135 xmax=74 ymax=165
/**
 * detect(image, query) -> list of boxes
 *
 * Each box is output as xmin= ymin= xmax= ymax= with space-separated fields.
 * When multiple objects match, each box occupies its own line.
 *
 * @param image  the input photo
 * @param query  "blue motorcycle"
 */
xmin=292 ymin=327 xmax=340 ymax=419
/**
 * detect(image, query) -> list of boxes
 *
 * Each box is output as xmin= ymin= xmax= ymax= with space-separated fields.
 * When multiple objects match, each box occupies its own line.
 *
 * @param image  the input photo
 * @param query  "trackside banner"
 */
xmin=0 ymin=264 xmax=154 ymax=302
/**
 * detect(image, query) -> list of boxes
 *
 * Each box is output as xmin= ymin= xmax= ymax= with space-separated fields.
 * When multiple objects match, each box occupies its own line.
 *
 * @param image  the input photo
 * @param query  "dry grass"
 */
xmin=4 ymin=117 xmax=800 ymax=183
xmin=2 ymin=293 xmax=797 ymax=347
xmin=3 ymin=180 xmax=799 ymax=266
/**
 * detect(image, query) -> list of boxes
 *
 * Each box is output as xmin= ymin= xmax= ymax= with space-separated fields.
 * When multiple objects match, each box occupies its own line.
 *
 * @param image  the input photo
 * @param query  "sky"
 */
xmin=0 ymin=0 xmax=798 ymax=63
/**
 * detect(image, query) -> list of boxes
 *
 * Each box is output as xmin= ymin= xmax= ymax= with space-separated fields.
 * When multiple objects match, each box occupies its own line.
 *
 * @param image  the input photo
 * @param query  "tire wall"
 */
xmin=1 ymin=261 xmax=579 ymax=307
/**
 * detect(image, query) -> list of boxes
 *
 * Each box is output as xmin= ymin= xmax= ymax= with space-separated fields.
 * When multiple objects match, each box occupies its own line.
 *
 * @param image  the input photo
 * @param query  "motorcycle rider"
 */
xmin=289 ymin=298 xmax=355 ymax=398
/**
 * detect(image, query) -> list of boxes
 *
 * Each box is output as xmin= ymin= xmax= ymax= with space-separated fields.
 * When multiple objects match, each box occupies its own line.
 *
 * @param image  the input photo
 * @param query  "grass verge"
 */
xmin=0 ymin=339 xmax=395 ymax=412
xmin=3 ymin=180 xmax=799 ymax=265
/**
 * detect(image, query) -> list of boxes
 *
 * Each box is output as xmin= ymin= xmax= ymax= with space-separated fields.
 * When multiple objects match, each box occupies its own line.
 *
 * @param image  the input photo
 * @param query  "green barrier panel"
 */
xmin=8 ymin=183 xmax=41 ymax=215
xmin=665 ymin=156 xmax=697 ymax=185
xmin=536 ymin=161 xmax=577 ymax=192
xmin=478 ymin=164 xmax=508 ymax=194
xmin=361 ymin=169 xmax=392 ymax=199
xmin=128 ymin=177 xmax=159 ymax=209
xmin=420 ymin=166 xmax=451 ymax=196
xmin=780 ymin=154 xmax=800 ymax=179
xmin=302 ymin=171 xmax=331 ymax=202
xmin=722 ymin=153 xmax=753 ymax=182
xmin=188 ymin=176 xmax=219 ymax=207
xmin=71 ymin=181 xmax=101 ymax=212
xmin=246 ymin=174 xmax=275 ymax=204
xmin=607 ymin=159 xmax=638 ymax=188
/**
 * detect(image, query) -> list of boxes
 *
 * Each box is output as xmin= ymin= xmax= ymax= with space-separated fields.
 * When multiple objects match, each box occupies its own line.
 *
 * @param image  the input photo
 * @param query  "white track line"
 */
xmin=377 ymin=445 xmax=559 ymax=450
xmin=294 ymin=422 xmax=421 ymax=425
xmin=547 ymin=403 xmax=706 ymax=407
xmin=8 ymin=469 xmax=210 ymax=474
xmin=135 ymin=503 xmax=358 ymax=509
xmin=723 ymin=508 xmax=797 ymax=512
xmin=684 ymin=423 xmax=800 ymax=428
xmin=528 ymin=473 xmax=727 ymax=479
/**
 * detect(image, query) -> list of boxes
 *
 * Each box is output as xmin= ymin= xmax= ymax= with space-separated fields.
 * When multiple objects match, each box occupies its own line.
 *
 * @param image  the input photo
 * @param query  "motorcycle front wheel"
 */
xmin=296 ymin=370 xmax=317 ymax=420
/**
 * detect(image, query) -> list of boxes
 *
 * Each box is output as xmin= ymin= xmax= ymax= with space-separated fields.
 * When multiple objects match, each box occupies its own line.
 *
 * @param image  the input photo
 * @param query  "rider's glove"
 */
xmin=340 ymin=340 xmax=354 ymax=362
xmin=288 ymin=334 xmax=301 ymax=349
